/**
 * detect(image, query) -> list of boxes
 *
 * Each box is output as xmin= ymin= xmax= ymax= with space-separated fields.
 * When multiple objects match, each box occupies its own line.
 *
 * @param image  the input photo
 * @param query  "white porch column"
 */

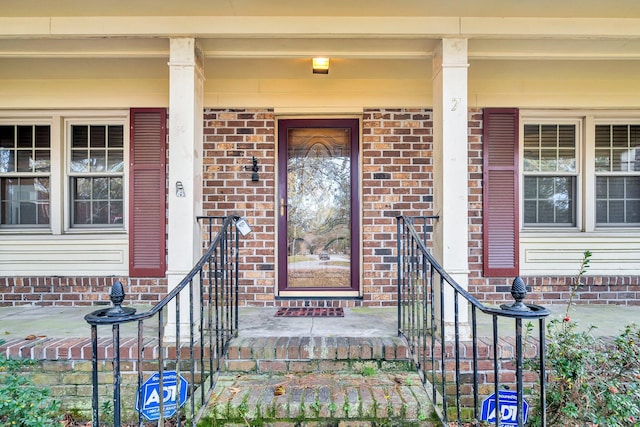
xmin=432 ymin=38 xmax=470 ymax=337
xmin=166 ymin=38 xmax=204 ymax=337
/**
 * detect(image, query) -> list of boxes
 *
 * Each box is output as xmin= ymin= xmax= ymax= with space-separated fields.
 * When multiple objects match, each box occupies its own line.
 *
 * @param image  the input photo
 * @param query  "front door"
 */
xmin=277 ymin=119 xmax=360 ymax=296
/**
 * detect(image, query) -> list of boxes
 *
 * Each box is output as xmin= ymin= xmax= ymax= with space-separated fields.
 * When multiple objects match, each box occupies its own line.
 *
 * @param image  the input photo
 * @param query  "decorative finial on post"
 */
xmin=501 ymin=276 xmax=531 ymax=312
xmin=106 ymin=281 xmax=136 ymax=317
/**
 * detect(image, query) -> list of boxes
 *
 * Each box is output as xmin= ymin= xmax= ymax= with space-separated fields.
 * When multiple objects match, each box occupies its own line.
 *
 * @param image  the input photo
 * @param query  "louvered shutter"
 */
xmin=129 ymin=108 xmax=167 ymax=277
xmin=483 ymin=108 xmax=519 ymax=277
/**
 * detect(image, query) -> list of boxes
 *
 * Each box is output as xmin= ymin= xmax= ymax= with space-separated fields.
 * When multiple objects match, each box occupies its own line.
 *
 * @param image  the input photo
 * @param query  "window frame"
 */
xmin=0 ymin=111 xmax=129 ymax=236
xmin=593 ymin=119 xmax=640 ymax=228
xmin=0 ymin=121 xmax=53 ymax=230
xmin=65 ymin=119 xmax=127 ymax=230
xmin=520 ymin=116 xmax=583 ymax=231
xmin=520 ymin=111 xmax=640 ymax=234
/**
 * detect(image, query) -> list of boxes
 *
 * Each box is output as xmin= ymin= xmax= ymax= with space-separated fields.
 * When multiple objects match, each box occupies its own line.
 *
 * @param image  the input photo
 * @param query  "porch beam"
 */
xmin=2 ymin=16 xmax=640 ymax=39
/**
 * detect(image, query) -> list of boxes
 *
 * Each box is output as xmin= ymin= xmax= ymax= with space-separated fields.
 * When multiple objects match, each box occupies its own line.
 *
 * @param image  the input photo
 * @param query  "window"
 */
xmin=69 ymin=124 xmax=124 ymax=227
xmin=595 ymin=124 xmax=640 ymax=226
xmin=521 ymin=114 xmax=640 ymax=232
xmin=0 ymin=114 xmax=128 ymax=232
xmin=523 ymin=123 xmax=577 ymax=226
xmin=0 ymin=125 xmax=51 ymax=227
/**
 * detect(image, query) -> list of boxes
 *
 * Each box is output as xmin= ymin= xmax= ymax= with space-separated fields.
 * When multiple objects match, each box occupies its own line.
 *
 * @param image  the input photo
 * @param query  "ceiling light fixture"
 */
xmin=312 ymin=57 xmax=330 ymax=74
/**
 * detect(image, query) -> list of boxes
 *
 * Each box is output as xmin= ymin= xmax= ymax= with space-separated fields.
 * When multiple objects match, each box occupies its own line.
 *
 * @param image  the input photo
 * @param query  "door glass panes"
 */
xmin=286 ymin=128 xmax=351 ymax=288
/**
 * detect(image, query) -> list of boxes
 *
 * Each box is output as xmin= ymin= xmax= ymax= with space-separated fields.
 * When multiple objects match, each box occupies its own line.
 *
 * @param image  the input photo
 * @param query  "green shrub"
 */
xmin=0 ymin=355 xmax=62 ymax=427
xmin=527 ymin=320 xmax=640 ymax=426
xmin=526 ymin=250 xmax=640 ymax=426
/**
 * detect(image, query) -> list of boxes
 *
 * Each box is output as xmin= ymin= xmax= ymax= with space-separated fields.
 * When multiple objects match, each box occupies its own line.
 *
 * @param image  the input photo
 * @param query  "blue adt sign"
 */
xmin=480 ymin=390 xmax=529 ymax=426
xmin=136 ymin=371 xmax=189 ymax=421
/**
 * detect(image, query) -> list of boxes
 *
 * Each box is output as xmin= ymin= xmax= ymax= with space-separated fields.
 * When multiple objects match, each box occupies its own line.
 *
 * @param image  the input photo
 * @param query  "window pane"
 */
xmin=89 ymin=150 xmax=106 ymax=172
xmin=523 ymin=124 xmax=540 ymax=148
xmin=74 ymin=201 xmax=91 ymax=224
xmin=538 ymin=200 xmax=555 ymax=223
xmin=595 ymin=148 xmax=610 ymax=171
xmin=612 ymin=125 xmax=628 ymax=148
xmin=524 ymin=200 xmax=537 ymax=223
xmin=17 ymin=126 xmax=32 ymax=148
xmin=596 ymin=200 xmax=608 ymax=223
xmin=71 ymin=175 xmax=124 ymax=227
xmin=92 ymin=201 xmax=109 ymax=224
xmin=72 ymin=125 xmax=88 ymax=148
xmin=0 ymin=177 xmax=49 ymax=226
xmin=540 ymin=149 xmax=557 ymax=171
xmin=71 ymin=150 xmax=89 ymax=173
xmin=109 ymin=126 xmax=124 ymax=148
xmin=0 ymin=126 xmax=14 ymax=149
xmin=107 ymin=151 xmax=124 ymax=172
xmin=74 ymin=177 xmax=92 ymax=200
xmin=540 ymin=125 xmax=557 ymax=148
xmin=35 ymin=126 xmax=49 ymax=148
xmin=111 ymin=201 xmax=123 ymax=224
xmin=0 ymin=125 xmax=50 ymax=174
xmin=596 ymin=176 xmax=640 ymax=225
xmin=523 ymin=123 xmax=576 ymax=173
xmin=90 ymin=126 xmax=106 ymax=148
xmin=558 ymin=125 xmax=575 ymax=148
xmin=558 ymin=149 xmax=576 ymax=171
xmin=109 ymin=177 xmax=123 ymax=199
xmin=627 ymin=176 xmax=640 ymax=198
xmin=92 ymin=177 xmax=108 ymax=199
xmin=609 ymin=200 xmax=625 ymax=222
xmin=34 ymin=150 xmax=50 ymax=172
xmin=0 ymin=150 xmax=14 ymax=173
xmin=538 ymin=177 xmax=555 ymax=197
xmin=523 ymin=175 xmax=576 ymax=226
xmin=595 ymin=125 xmax=610 ymax=148
xmin=609 ymin=176 xmax=625 ymax=198
xmin=16 ymin=150 xmax=31 ymax=172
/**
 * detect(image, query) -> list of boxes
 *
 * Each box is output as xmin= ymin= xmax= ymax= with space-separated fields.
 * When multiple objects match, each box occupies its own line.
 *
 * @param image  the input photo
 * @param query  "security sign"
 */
xmin=480 ymin=390 xmax=529 ymax=426
xmin=135 ymin=371 xmax=189 ymax=421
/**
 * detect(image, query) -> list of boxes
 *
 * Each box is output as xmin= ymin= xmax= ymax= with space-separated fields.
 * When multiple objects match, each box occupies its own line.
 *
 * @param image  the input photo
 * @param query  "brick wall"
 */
xmin=201 ymin=108 xmax=434 ymax=308
xmin=0 ymin=276 xmax=165 ymax=307
xmin=361 ymin=109 xmax=434 ymax=305
xmin=202 ymin=109 xmax=278 ymax=306
xmin=0 ymin=107 xmax=637 ymax=307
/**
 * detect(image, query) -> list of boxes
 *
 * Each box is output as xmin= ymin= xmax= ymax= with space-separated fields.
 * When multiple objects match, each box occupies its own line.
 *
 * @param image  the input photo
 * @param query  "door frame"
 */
xmin=276 ymin=118 xmax=361 ymax=297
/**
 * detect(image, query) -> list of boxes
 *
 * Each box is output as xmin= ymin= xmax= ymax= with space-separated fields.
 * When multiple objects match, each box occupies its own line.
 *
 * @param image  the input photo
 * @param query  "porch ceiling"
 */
xmin=1 ymin=0 xmax=640 ymax=77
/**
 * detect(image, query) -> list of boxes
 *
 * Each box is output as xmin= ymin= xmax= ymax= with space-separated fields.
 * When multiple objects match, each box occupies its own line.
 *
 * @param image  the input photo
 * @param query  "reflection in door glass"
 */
xmin=287 ymin=128 xmax=351 ymax=288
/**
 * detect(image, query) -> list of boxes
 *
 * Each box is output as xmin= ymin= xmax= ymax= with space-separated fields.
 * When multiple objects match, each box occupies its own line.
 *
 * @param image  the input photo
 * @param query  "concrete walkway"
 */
xmin=0 ymin=303 xmax=638 ymax=342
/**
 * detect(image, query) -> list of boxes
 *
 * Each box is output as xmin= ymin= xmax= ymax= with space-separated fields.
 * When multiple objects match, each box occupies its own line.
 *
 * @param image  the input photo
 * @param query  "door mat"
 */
xmin=275 ymin=307 xmax=344 ymax=317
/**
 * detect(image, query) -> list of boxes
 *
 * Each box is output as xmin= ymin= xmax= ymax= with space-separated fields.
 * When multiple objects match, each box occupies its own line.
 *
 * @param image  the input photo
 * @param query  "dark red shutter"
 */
xmin=129 ymin=108 xmax=167 ymax=277
xmin=483 ymin=108 xmax=519 ymax=277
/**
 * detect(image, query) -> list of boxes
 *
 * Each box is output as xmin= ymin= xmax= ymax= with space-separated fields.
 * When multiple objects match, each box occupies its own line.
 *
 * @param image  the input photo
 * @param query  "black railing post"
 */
xmin=396 ymin=216 xmax=549 ymax=427
xmin=85 ymin=215 xmax=248 ymax=427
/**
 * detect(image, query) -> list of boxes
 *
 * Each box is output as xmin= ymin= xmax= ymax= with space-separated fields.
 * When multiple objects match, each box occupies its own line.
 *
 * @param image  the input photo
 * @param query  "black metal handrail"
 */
xmin=85 ymin=215 xmax=243 ymax=427
xmin=397 ymin=215 xmax=549 ymax=427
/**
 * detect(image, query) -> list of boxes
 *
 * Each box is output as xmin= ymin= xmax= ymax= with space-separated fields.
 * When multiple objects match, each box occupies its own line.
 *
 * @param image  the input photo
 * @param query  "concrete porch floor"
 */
xmin=0 ymin=303 xmax=638 ymax=341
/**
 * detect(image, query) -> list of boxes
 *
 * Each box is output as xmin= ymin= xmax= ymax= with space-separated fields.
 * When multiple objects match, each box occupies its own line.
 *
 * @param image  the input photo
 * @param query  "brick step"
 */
xmin=200 ymin=371 xmax=440 ymax=426
xmin=224 ymin=336 xmax=412 ymax=373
